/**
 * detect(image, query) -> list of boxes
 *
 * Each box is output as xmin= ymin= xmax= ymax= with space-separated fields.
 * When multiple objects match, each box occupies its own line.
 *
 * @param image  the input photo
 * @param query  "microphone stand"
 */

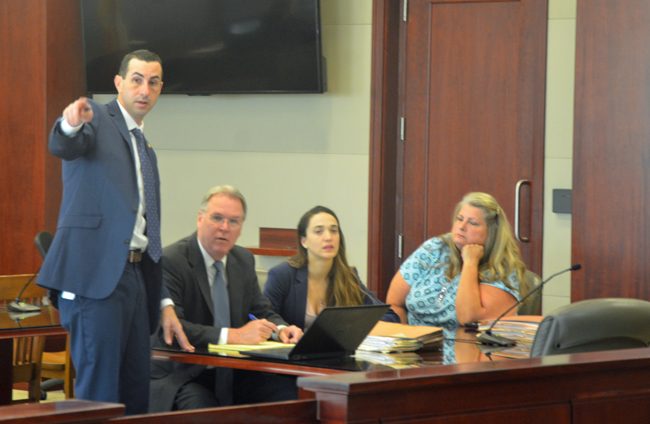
xmin=477 ymin=264 xmax=582 ymax=347
xmin=8 ymin=272 xmax=42 ymax=313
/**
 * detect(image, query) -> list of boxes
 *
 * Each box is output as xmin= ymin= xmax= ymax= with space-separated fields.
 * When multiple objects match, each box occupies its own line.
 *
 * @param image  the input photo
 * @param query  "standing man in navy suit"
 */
xmin=38 ymin=50 xmax=193 ymax=415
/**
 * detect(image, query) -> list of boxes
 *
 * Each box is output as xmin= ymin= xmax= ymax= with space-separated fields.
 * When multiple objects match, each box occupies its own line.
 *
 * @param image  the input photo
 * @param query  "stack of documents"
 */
xmin=354 ymin=350 xmax=423 ymax=368
xmin=357 ymin=321 xmax=443 ymax=353
xmin=357 ymin=335 xmax=422 ymax=353
xmin=207 ymin=341 xmax=293 ymax=356
xmin=478 ymin=316 xmax=541 ymax=359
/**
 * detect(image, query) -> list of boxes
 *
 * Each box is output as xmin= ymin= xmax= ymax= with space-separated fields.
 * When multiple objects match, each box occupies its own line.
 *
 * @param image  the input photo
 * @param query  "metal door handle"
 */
xmin=514 ymin=180 xmax=531 ymax=242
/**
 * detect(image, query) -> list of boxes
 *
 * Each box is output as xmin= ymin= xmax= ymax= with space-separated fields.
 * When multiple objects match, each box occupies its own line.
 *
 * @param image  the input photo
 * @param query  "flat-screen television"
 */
xmin=80 ymin=0 xmax=326 ymax=94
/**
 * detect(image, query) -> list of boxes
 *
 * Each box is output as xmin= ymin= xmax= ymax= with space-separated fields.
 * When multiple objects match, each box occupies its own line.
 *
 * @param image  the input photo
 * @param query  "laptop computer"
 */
xmin=244 ymin=304 xmax=390 ymax=361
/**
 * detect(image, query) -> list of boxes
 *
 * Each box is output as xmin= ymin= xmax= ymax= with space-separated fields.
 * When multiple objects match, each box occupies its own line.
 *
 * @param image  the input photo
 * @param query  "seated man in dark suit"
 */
xmin=150 ymin=185 xmax=303 ymax=411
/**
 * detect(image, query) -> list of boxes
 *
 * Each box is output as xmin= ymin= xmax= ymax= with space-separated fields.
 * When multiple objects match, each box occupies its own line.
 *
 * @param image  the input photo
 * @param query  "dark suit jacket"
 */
xmin=150 ymin=234 xmax=287 ymax=412
xmin=263 ymin=262 xmax=400 ymax=329
xmin=38 ymin=98 xmax=163 ymax=333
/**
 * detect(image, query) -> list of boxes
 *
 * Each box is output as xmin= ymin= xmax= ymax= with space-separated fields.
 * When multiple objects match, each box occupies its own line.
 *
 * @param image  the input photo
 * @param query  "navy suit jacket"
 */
xmin=149 ymin=234 xmax=288 ymax=412
xmin=38 ymin=99 xmax=163 ymax=333
xmin=263 ymin=262 xmax=399 ymax=329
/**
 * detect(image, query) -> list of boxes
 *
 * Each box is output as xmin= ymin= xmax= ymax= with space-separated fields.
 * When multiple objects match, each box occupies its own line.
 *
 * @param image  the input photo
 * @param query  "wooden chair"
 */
xmin=40 ymin=336 xmax=74 ymax=399
xmin=0 ymin=273 xmax=74 ymax=399
xmin=12 ymin=335 xmax=44 ymax=402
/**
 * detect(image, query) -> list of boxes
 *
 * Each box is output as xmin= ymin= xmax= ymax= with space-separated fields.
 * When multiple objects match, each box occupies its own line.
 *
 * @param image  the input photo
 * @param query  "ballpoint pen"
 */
xmin=248 ymin=313 xmax=258 ymax=321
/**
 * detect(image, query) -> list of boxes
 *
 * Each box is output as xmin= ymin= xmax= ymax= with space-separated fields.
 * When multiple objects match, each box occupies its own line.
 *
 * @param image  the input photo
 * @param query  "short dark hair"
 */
xmin=118 ymin=49 xmax=163 ymax=77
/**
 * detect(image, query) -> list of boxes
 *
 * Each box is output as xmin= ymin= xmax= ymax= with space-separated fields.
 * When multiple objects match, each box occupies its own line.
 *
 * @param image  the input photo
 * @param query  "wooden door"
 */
xmin=397 ymin=0 xmax=547 ymax=271
xmin=572 ymin=0 xmax=650 ymax=300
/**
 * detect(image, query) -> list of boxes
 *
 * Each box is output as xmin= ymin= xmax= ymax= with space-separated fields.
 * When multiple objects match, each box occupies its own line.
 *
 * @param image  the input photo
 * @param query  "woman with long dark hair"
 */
xmin=264 ymin=206 xmax=398 ymax=330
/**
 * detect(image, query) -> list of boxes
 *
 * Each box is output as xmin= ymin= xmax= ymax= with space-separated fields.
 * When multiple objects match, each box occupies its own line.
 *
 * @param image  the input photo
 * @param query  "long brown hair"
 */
xmin=288 ymin=206 xmax=364 ymax=306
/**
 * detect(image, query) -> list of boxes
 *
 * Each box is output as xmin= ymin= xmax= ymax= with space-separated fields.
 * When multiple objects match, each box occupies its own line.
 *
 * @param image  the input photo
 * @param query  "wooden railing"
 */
xmin=110 ymin=399 xmax=317 ymax=424
xmin=0 ymin=400 xmax=123 ymax=423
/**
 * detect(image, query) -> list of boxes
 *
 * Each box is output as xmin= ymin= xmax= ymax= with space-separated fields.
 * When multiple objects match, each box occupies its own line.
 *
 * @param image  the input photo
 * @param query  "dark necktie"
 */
xmin=212 ymin=261 xmax=231 ymax=328
xmin=212 ymin=261 xmax=233 ymax=405
xmin=131 ymin=128 xmax=161 ymax=262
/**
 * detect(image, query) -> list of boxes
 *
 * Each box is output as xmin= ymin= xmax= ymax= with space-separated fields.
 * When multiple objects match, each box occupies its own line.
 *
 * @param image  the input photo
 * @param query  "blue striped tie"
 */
xmin=212 ymin=261 xmax=231 ymax=328
xmin=131 ymin=128 xmax=161 ymax=262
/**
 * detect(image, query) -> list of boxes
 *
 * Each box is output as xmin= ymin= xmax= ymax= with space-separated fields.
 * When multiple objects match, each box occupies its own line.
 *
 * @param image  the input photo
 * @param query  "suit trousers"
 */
xmin=58 ymin=262 xmax=151 ymax=415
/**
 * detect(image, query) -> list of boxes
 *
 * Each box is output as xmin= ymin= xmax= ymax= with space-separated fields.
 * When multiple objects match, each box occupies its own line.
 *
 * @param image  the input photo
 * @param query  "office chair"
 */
xmin=517 ymin=270 xmax=542 ymax=315
xmin=34 ymin=231 xmax=52 ymax=259
xmin=530 ymin=298 xmax=650 ymax=357
xmin=34 ymin=231 xmax=75 ymax=399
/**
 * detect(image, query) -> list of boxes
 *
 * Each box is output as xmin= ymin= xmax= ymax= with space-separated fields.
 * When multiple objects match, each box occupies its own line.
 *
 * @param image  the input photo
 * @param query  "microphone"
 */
xmin=8 ymin=273 xmax=42 ymax=313
xmin=477 ymin=264 xmax=582 ymax=347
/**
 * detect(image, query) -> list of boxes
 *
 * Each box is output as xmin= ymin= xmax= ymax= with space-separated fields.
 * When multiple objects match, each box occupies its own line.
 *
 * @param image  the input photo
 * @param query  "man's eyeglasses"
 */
xmin=210 ymin=214 xmax=242 ymax=229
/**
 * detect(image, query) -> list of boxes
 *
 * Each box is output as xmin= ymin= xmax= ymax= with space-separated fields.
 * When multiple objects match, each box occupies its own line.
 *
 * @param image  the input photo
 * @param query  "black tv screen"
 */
xmin=81 ymin=0 xmax=326 ymax=94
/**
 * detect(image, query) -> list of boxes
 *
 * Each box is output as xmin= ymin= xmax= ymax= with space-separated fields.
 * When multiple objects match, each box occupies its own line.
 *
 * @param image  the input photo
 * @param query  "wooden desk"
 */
xmin=152 ymin=348 xmax=344 ymax=378
xmin=298 ymin=347 xmax=650 ymax=423
xmin=0 ymin=300 xmax=66 ymax=405
xmin=151 ymin=328 xmax=498 ymax=378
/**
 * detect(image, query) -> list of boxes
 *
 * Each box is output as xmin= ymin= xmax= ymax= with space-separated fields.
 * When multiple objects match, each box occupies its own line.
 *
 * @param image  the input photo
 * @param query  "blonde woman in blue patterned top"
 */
xmin=386 ymin=192 xmax=526 ymax=330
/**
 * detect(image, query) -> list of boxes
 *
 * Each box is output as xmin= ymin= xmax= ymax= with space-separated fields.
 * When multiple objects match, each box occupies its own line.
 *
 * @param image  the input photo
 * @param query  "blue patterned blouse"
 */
xmin=400 ymin=237 xmax=520 ymax=330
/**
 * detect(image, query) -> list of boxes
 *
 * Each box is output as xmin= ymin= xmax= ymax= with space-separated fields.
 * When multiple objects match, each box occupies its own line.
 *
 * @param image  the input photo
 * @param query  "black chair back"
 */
xmin=34 ymin=231 xmax=53 ymax=258
xmin=530 ymin=298 xmax=650 ymax=357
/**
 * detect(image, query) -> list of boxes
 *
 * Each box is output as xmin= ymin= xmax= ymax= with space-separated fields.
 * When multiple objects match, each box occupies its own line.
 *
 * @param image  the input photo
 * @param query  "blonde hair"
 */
xmin=288 ymin=206 xmax=364 ymax=306
xmin=199 ymin=185 xmax=247 ymax=219
xmin=442 ymin=192 xmax=526 ymax=293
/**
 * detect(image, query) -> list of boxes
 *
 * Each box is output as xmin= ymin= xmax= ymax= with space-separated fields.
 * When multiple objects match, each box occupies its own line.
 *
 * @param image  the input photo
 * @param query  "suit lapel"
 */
xmin=106 ymin=100 xmax=133 ymax=151
xmin=225 ymin=250 xmax=243 ymax=323
xmin=187 ymin=236 xmax=214 ymax=317
xmin=295 ymin=266 xmax=309 ymax=324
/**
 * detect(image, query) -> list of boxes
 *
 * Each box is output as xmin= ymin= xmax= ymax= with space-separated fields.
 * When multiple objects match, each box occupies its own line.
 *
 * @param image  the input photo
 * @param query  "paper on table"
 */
xmin=207 ymin=340 xmax=294 ymax=355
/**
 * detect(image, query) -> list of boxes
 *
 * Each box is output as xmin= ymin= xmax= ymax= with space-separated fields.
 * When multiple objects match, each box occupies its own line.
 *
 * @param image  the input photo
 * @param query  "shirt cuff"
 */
xmin=271 ymin=324 xmax=287 ymax=341
xmin=59 ymin=117 xmax=84 ymax=136
xmin=218 ymin=328 xmax=229 ymax=345
xmin=160 ymin=298 xmax=174 ymax=310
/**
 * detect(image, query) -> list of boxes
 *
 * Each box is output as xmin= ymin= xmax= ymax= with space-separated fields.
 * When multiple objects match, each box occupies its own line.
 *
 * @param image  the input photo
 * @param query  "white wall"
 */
xmin=542 ymin=0 xmax=576 ymax=313
xmin=96 ymin=0 xmax=576 ymax=305
xmin=95 ymin=0 xmax=375 ymax=281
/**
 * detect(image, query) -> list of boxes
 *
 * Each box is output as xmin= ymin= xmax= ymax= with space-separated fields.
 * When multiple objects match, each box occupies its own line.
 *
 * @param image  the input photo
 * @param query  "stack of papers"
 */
xmin=357 ymin=335 xmax=423 ymax=353
xmin=357 ymin=321 xmax=443 ymax=353
xmin=478 ymin=316 xmax=541 ymax=359
xmin=354 ymin=350 xmax=423 ymax=368
xmin=207 ymin=341 xmax=293 ymax=356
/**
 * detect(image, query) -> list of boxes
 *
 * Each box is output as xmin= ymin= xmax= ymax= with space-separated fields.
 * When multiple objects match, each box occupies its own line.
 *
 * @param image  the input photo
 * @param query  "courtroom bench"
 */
xmin=0 ymin=399 xmax=123 ymax=423
xmin=109 ymin=399 xmax=317 ymax=424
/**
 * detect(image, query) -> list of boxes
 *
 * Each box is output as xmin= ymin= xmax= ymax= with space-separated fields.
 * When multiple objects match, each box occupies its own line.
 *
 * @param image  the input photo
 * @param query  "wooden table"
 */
xmin=151 ymin=328 xmax=501 ymax=379
xmin=0 ymin=300 xmax=66 ymax=405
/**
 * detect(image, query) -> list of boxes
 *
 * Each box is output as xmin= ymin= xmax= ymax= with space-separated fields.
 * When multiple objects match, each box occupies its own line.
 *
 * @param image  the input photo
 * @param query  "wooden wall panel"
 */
xmin=572 ymin=0 xmax=650 ymax=300
xmin=0 ymin=0 xmax=83 ymax=275
xmin=367 ymin=0 xmax=401 ymax=298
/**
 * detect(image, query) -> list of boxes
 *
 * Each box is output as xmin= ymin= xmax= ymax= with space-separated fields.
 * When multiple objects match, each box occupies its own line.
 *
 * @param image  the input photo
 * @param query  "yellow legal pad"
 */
xmin=208 ymin=341 xmax=295 ymax=356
